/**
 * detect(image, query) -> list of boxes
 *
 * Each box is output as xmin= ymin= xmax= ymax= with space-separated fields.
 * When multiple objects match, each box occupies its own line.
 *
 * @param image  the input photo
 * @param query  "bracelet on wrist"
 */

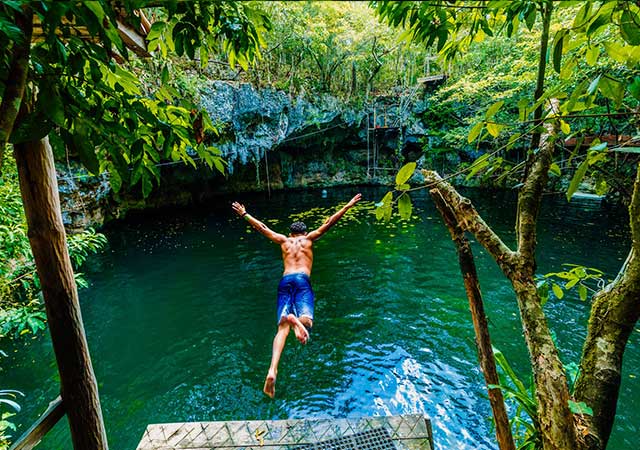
xmin=243 ymin=213 xmax=250 ymax=220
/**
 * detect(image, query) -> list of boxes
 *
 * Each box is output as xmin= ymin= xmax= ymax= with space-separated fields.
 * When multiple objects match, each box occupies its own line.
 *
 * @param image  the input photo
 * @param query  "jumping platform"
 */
xmin=136 ymin=414 xmax=433 ymax=450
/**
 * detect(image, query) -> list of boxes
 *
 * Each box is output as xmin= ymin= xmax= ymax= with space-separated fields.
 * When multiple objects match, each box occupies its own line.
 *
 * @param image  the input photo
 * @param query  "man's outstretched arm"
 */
xmin=307 ymin=193 xmax=362 ymax=241
xmin=232 ymin=202 xmax=287 ymax=244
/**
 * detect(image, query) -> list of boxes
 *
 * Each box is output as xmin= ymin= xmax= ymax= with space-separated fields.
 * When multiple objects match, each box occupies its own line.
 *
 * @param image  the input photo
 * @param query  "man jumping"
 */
xmin=231 ymin=193 xmax=362 ymax=398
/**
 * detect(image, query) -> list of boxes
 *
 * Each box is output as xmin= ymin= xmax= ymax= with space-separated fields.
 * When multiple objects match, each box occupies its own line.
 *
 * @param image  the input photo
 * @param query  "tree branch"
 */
xmin=516 ymin=113 xmax=558 ymax=265
xmin=422 ymin=170 xmax=517 ymax=275
xmin=528 ymin=0 xmax=552 ymax=154
xmin=430 ymin=188 xmax=516 ymax=450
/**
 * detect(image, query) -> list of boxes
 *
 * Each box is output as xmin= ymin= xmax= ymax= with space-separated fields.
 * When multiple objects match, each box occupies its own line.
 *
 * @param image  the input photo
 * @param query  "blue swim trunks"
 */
xmin=276 ymin=273 xmax=314 ymax=325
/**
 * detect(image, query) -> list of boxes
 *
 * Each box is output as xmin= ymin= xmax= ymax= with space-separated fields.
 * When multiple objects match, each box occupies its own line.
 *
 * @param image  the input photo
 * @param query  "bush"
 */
xmin=0 ymin=155 xmax=107 ymax=340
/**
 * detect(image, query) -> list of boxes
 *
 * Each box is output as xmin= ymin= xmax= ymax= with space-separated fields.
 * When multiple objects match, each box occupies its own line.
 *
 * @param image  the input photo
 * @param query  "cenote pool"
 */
xmin=2 ymin=186 xmax=638 ymax=449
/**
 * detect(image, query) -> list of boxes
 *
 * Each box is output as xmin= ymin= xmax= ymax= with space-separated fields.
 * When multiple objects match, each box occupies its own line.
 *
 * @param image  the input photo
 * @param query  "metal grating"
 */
xmin=292 ymin=427 xmax=397 ymax=450
xmin=136 ymin=414 xmax=433 ymax=449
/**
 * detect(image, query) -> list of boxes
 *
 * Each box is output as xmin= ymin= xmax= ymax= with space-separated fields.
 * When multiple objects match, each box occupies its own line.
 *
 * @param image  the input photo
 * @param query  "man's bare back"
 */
xmin=281 ymin=236 xmax=314 ymax=275
xmin=231 ymin=193 xmax=361 ymax=398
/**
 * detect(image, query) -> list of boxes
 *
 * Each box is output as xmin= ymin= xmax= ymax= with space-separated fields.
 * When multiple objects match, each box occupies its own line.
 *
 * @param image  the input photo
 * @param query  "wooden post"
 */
xmin=10 ymin=397 xmax=65 ymax=450
xmin=14 ymin=136 xmax=108 ymax=450
xmin=429 ymin=189 xmax=516 ymax=450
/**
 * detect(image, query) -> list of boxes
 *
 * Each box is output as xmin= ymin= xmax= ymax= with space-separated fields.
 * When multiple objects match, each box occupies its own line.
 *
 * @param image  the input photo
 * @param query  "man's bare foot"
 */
xmin=263 ymin=370 xmax=276 ymax=398
xmin=287 ymin=314 xmax=309 ymax=344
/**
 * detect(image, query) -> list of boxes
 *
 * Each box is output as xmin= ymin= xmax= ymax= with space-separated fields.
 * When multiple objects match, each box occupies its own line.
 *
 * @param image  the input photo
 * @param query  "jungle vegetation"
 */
xmin=374 ymin=1 xmax=640 ymax=449
xmin=0 ymin=1 xmax=639 ymax=449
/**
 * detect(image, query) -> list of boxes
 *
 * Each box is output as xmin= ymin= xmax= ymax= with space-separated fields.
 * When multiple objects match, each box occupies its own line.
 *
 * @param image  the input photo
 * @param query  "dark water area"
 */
xmin=2 ymin=186 xmax=638 ymax=449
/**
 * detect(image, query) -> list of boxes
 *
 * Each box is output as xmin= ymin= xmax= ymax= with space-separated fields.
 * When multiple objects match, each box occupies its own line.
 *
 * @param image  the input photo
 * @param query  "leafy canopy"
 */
xmin=0 ymin=0 xmax=270 ymax=196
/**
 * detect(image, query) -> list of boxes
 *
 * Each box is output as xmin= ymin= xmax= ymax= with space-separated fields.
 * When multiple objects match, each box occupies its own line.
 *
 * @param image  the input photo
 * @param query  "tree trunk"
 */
xmin=423 ymin=169 xmax=577 ymax=449
xmin=510 ymin=277 xmax=575 ymax=450
xmin=430 ymin=190 xmax=515 ymax=450
xmin=14 ymin=136 xmax=108 ymax=450
xmin=574 ymin=164 xmax=640 ymax=449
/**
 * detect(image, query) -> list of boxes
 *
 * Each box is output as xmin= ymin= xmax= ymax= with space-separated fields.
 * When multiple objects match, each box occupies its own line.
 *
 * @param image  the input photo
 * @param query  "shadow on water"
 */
xmin=1 ymin=186 xmax=637 ymax=450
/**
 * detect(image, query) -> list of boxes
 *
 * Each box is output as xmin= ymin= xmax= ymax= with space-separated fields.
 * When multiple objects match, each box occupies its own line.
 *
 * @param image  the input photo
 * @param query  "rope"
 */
xmin=59 ymin=121 xmax=345 ymax=181
xmin=279 ymin=123 xmax=343 ymax=143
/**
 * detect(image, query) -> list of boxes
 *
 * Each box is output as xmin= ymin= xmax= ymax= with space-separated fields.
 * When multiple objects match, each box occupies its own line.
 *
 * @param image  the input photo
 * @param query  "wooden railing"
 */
xmin=9 ymin=397 xmax=65 ymax=450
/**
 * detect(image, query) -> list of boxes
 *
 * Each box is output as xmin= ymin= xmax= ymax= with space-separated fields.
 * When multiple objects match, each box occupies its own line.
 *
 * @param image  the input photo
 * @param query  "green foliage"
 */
xmin=375 ymin=162 xmax=415 ymax=221
xmin=536 ymin=264 xmax=606 ymax=304
xmin=0 ymin=304 xmax=46 ymax=338
xmin=1 ymin=0 xmax=270 ymax=197
xmin=0 ymin=351 xmax=22 ymax=450
xmin=242 ymin=1 xmax=433 ymax=99
xmin=375 ymin=1 xmax=640 ymax=196
xmin=490 ymin=347 xmax=541 ymax=450
xmin=67 ymin=229 xmax=108 ymax=268
xmin=0 ymin=156 xmax=106 ymax=340
xmin=490 ymin=348 xmax=593 ymax=450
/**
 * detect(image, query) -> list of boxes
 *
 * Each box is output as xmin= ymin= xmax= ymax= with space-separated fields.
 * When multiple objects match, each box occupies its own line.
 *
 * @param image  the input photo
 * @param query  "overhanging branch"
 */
xmin=422 ymin=170 xmax=517 ymax=275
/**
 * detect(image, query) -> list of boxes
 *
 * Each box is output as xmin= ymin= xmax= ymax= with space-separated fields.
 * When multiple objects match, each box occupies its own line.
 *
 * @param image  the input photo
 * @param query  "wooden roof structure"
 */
xmin=31 ymin=8 xmax=152 ymax=57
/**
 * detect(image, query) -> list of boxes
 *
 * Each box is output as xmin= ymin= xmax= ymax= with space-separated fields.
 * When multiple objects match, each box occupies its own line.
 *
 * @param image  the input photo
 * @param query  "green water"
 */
xmin=2 ymin=186 xmax=638 ymax=449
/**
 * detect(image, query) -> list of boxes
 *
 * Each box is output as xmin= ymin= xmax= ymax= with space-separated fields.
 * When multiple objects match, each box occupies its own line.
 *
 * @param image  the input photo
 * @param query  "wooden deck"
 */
xmin=136 ymin=414 xmax=433 ymax=450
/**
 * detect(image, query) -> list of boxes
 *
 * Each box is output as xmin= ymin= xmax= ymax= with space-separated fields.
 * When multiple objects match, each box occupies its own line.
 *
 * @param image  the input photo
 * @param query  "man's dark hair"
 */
xmin=290 ymin=221 xmax=307 ymax=235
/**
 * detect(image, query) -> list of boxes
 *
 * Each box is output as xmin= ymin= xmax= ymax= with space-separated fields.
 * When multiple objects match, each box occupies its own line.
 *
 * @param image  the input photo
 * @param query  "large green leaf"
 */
xmin=398 ymin=194 xmax=412 ymax=220
xmin=485 ymin=100 xmax=504 ymax=119
xmin=566 ymin=159 xmax=589 ymax=202
xmin=468 ymin=122 xmax=484 ymax=143
xmin=629 ymin=77 xmax=640 ymax=100
xmin=620 ymin=9 xmax=640 ymax=45
xmin=486 ymin=122 xmax=504 ymax=138
xmin=585 ymin=45 xmax=599 ymax=66
xmin=599 ymin=76 xmax=625 ymax=108
xmin=72 ymin=131 xmax=99 ymax=175
xmin=578 ymin=284 xmax=588 ymax=301
xmin=375 ymin=191 xmax=393 ymax=221
xmin=141 ymin=171 xmax=153 ymax=198
xmin=552 ymin=283 xmax=564 ymax=299
xmin=552 ymin=30 xmax=565 ymax=73
xmin=8 ymin=112 xmax=52 ymax=144
xmin=395 ymin=162 xmax=416 ymax=185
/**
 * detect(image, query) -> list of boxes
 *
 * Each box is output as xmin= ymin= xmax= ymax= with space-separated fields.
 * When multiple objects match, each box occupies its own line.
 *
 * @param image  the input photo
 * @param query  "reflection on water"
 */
xmin=1 ymin=186 xmax=636 ymax=450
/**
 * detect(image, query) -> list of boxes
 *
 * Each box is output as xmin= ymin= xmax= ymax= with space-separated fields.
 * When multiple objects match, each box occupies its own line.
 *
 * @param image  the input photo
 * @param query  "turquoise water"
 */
xmin=2 ymin=186 xmax=637 ymax=449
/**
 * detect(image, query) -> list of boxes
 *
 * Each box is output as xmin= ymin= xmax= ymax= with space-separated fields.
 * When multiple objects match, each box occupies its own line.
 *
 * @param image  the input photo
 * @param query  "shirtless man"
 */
xmin=231 ymin=194 xmax=362 ymax=398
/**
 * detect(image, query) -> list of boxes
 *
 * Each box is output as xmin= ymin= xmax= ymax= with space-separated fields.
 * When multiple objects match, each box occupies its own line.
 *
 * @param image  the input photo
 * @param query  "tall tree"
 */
xmin=374 ymin=1 xmax=640 ymax=449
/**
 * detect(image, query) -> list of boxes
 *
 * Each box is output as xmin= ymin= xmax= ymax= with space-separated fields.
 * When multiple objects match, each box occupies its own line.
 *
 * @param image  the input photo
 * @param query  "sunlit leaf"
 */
xmin=566 ymin=160 xmax=589 ymax=202
xmin=468 ymin=122 xmax=484 ymax=143
xmin=395 ymin=162 xmax=416 ymax=185
xmin=585 ymin=46 xmax=599 ymax=66
xmin=599 ymin=76 xmax=625 ymax=108
xmin=485 ymin=100 xmax=504 ymax=119
xmin=486 ymin=122 xmax=504 ymax=137
xmin=398 ymin=194 xmax=412 ymax=220
xmin=578 ymin=284 xmax=588 ymax=301
xmin=552 ymin=283 xmax=564 ymax=299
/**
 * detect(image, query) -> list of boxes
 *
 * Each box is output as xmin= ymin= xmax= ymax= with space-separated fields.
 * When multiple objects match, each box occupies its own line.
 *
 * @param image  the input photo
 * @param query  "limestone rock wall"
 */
xmin=58 ymin=82 xmax=432 ymax=229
